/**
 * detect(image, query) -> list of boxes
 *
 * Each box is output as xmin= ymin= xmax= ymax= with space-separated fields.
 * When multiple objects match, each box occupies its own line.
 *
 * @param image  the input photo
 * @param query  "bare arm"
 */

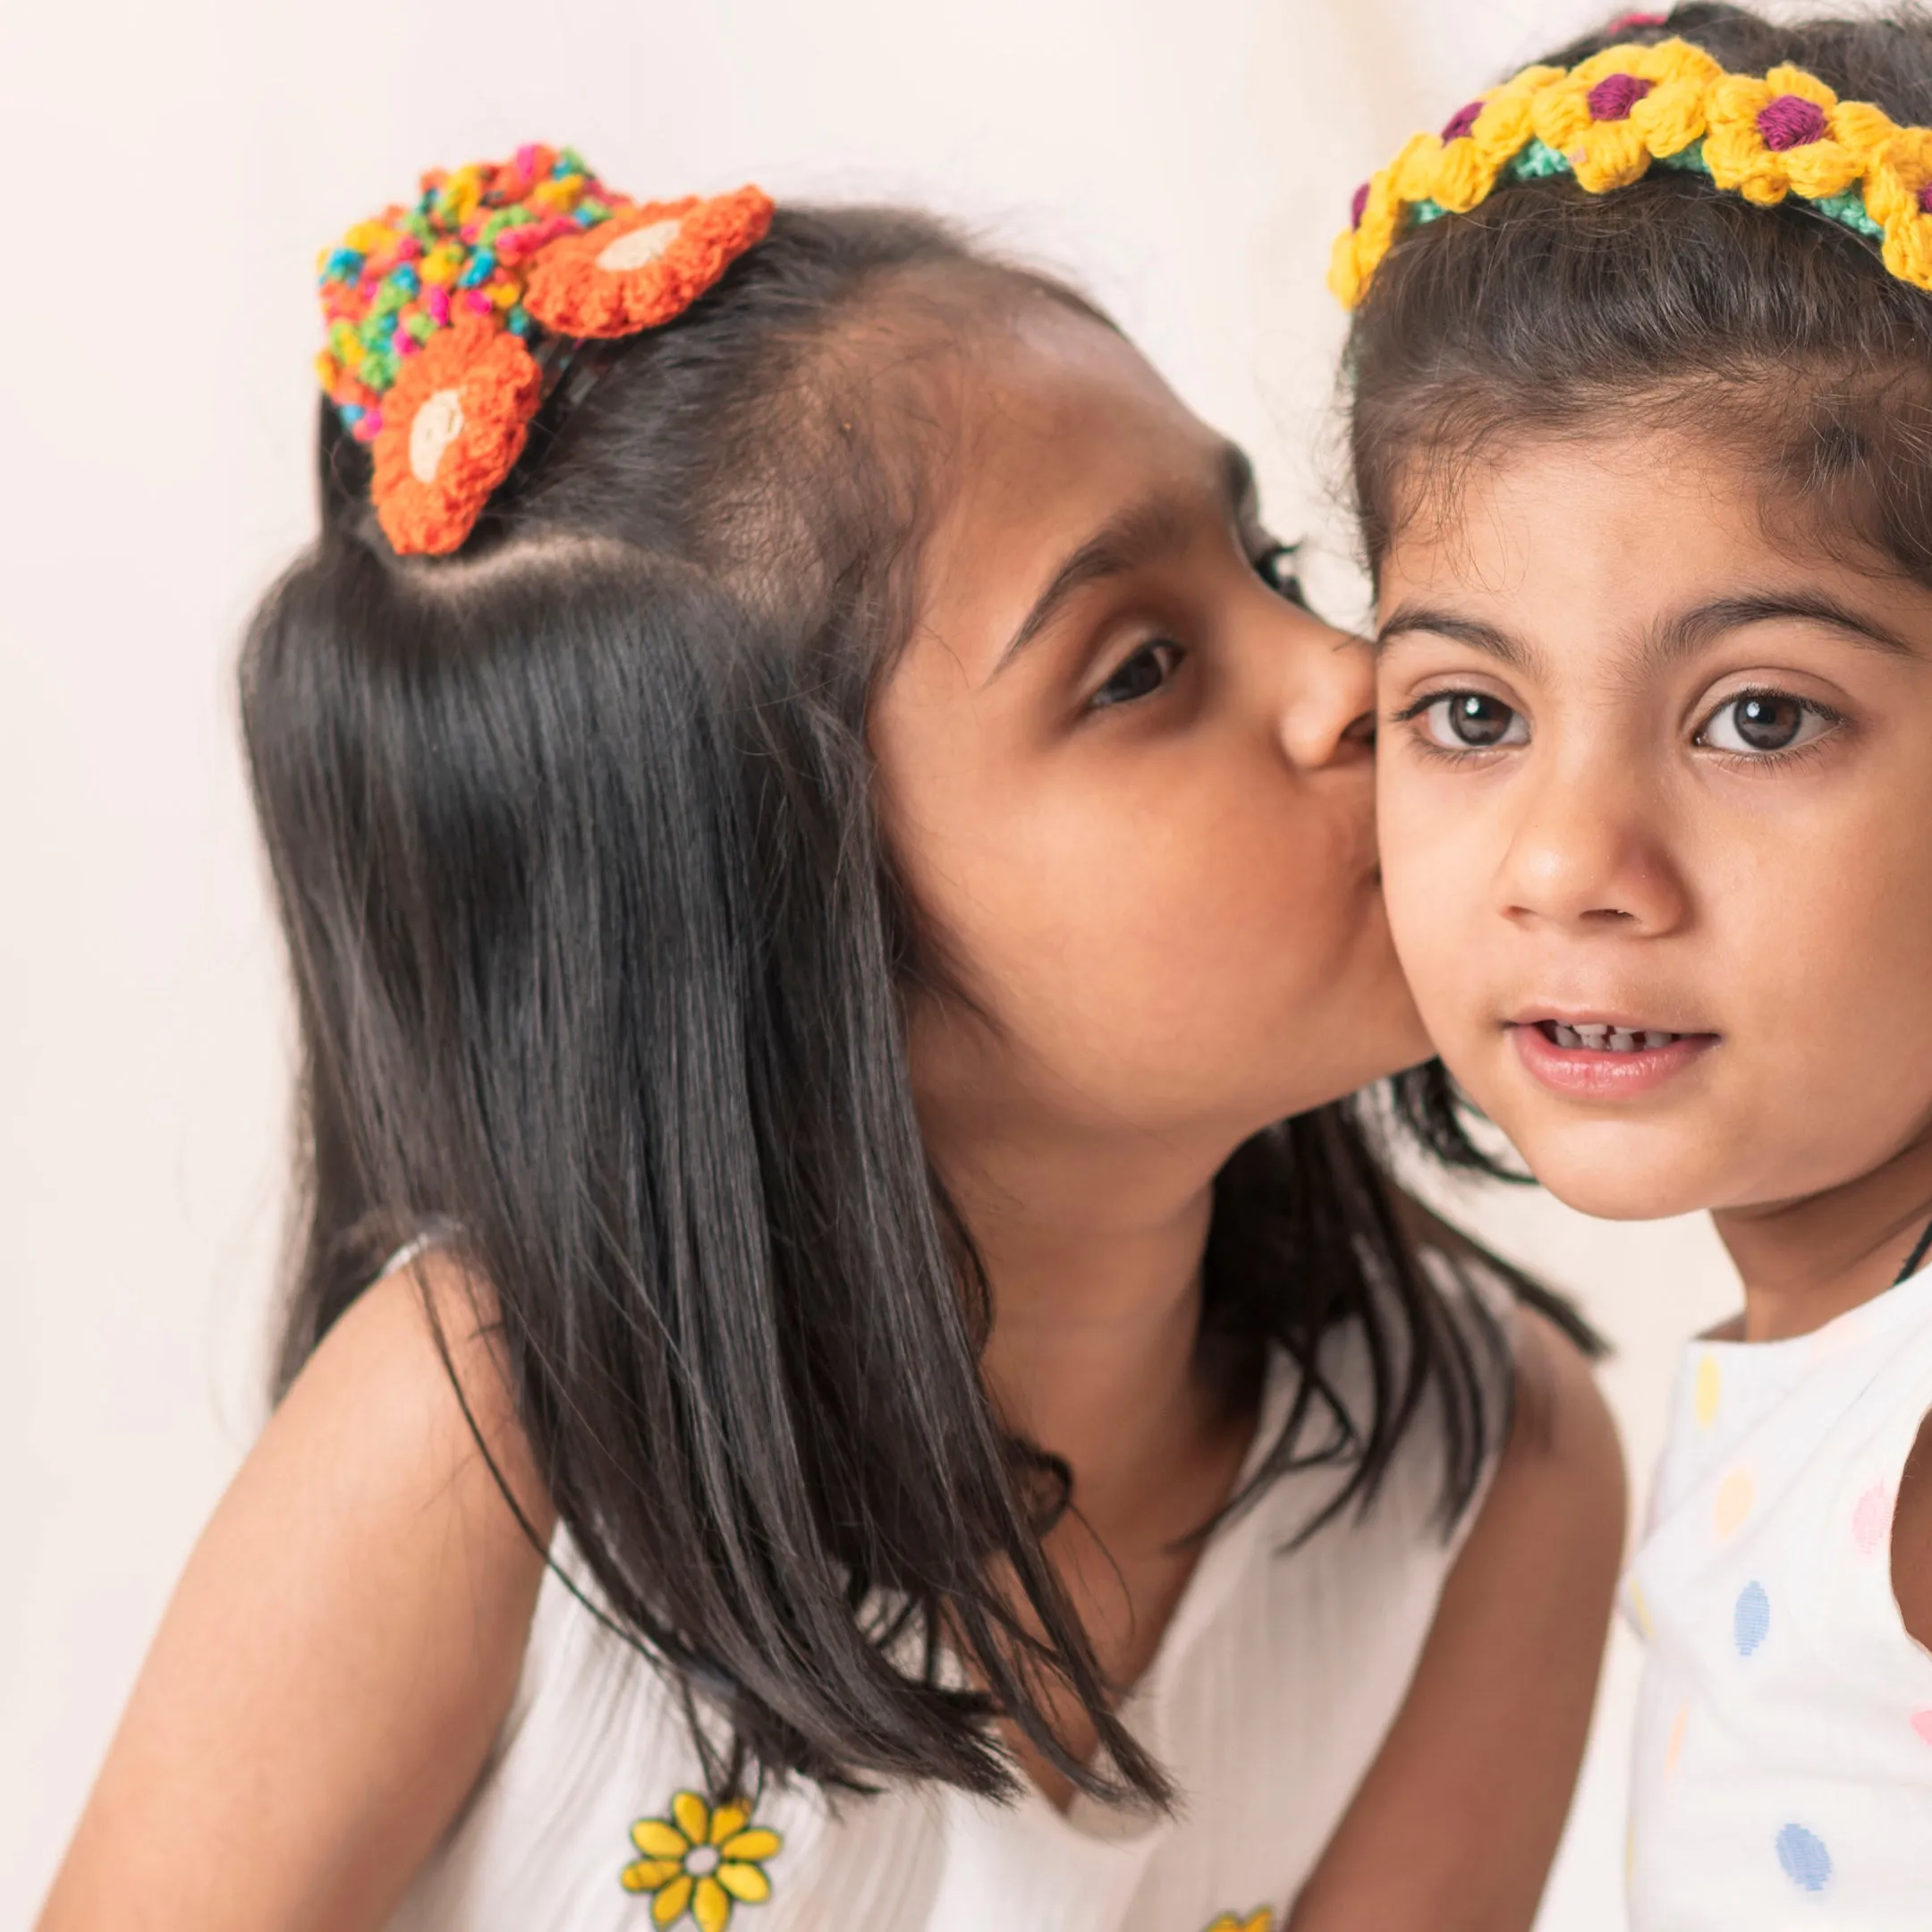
xmin=1892 ymin=1404 xmax=1932 ymax=1649
xmin=1286 ymin=1307 xmax=1627 ymax=1932
xmin=38 ymin=1257 xmax=554 ymax=1932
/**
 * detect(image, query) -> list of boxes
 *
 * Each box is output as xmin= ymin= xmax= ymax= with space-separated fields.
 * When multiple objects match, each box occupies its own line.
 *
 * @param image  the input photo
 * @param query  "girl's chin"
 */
xmin=1489 ymin=1124 xmax=1723 ymax=1224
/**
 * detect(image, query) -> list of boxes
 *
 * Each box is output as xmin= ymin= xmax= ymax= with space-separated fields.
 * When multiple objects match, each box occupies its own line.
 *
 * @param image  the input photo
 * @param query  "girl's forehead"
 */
xmin=1383 ymin=422 xmax=1791 ymax=580
xmin=1377 ymin=428 xmax=1932 ymax=665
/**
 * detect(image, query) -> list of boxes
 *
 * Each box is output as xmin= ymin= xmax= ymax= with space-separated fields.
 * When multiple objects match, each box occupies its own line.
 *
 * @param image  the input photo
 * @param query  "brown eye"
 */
xmin=1255 ymin=542 xmax=1305 ymax=606
xmin=1420 ymin=691 xmax=1527 ymax=750
xmin=1699 ymin=691 xmax=1835 ymax=756
xmin=1091 ymin=640 xmax=1181 ymax=710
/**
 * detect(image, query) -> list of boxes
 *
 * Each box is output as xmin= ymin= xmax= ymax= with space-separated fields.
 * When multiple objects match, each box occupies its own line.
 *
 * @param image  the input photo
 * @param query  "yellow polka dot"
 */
xmin=1693 ymin=1353 xmax=1721 ymax=1429
xmin=1714 ymin=1466 xmax=1755 ymax=1541
xmin=1629 ymin=1578 xmax=1655 ymax=1640
xmin=1665 ymin=1702 xmax=1689 ymax=1777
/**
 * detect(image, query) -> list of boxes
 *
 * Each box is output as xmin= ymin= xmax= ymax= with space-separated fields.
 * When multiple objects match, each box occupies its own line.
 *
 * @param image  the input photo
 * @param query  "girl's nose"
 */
xmin=1496 ymin=755 xmax=1689 ymax=936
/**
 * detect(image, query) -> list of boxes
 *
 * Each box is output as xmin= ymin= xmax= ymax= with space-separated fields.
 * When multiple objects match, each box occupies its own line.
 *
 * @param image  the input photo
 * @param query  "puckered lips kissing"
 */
xmin=1507 ymin=1008 xmax=1718 ymax=1100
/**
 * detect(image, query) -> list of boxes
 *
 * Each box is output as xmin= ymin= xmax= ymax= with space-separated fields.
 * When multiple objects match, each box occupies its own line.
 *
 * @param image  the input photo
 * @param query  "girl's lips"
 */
xmin=1508 ymin=1020 xmax=1716 ymax=1099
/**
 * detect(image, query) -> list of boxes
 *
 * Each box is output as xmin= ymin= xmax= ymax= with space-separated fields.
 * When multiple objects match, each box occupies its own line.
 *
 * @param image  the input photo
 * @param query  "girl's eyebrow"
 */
xmin=1376 ymin=606 xmax=1543 ymax=672
xmin=1645 ymin=591 xmax=1919 ymax=666
xmin=987 ymin=441 xmax=1255 ymax=682
xmin=1377 ymin=591 xmax=1919 ymax=670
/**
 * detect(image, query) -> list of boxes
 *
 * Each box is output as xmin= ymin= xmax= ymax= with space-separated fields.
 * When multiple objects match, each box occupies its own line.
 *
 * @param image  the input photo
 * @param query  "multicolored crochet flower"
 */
xmin=315 ymin=148 xmax=770 ymax=555
xmin=1201 ymin=1910 xmax=1273 ymax=1932
xmin=1864 ymin=126 xmax=1932 ymax=289
xmin=522 ymin=187 xmax=774 ymax=338
xmin=1703 ymin=64 xmax=1894 ymax=204
xmin=1529 ymin=38 xmax=1724 ymax=191
xmin=315 ymin=145 xmax=622 ymax=442
xmin=620 ymin=1790 xmax=782 ymax=1928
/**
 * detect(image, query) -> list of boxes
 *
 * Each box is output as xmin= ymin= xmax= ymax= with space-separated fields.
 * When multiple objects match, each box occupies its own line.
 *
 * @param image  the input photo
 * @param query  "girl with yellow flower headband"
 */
xmin=38 ymin=155 xmax=1623 ymax=1932
xmin=1354 ymin=4 xmax=1932 ymax=1924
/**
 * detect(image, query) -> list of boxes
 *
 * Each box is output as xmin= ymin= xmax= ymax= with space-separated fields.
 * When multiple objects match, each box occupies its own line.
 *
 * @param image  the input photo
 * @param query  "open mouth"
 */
xmin=1508 ymin=1015 xmax=1716 ymax=1097
xmin=1537 ymin=1021 xmax=1683 ymax=1054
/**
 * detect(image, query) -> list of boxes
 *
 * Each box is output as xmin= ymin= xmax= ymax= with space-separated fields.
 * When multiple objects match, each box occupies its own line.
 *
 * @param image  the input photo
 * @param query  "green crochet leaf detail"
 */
xmin=1399 ymin=131 xmax=1889 ymax=259
xmin=1657 ymin=138 xmax=1713 ymax=176
xmin=1810 ymin=186 xmax=1885 ymax=239
xmin=1505 ymin=138 xmax=1574 ymax=182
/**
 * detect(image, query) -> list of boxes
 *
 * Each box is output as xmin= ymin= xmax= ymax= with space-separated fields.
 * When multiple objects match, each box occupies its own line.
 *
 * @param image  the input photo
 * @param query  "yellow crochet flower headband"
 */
xmin=1331 ymin=35 xmax=1932 ymax=308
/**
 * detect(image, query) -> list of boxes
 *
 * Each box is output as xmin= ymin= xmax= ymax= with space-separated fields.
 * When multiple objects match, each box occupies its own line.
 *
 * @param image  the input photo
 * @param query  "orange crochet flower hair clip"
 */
xmin=314 ymin=145 xmax=773 ymax=555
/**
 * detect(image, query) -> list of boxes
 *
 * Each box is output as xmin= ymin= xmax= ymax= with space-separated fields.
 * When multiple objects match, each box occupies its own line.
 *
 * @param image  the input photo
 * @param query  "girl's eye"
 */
xmin=1090 ymin=640 xmax=1182 ymax=710
xmin=1254 ymin=541 xmax=1305 ymax=606
xmin=1418 ymin=691 xmax=1529 ymax=750
xmin=1696 ymin=690 xmax=1837 ymax=757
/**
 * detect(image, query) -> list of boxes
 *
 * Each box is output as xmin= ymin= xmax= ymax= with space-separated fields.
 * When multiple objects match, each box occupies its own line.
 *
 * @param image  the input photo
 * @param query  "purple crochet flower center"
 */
xmin=1351 ymin=182 xmax=1370 ymax=229
xmin=1757 ymin=93 xmax=1829 ymax=151
xmin=1441 ymin=100 xmax=1484 ymax=144
xmin=1918 ymin=182 xmax=1932 ymax=216
xmin=1586 ymin=72 xmax=1654 ymax=122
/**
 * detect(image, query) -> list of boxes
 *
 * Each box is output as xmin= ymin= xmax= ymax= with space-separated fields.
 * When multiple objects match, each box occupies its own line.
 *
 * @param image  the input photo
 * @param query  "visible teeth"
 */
xmin=1546 ymin=1021 xmax=1681 ymax=1052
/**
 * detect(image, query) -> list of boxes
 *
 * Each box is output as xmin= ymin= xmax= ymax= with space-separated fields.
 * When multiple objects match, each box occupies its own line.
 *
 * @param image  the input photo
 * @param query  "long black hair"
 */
xmin=1346 ymin=4 xmax=1932 ymax=589
xmin=242 ymin=203 xmax=1543 ymax=1811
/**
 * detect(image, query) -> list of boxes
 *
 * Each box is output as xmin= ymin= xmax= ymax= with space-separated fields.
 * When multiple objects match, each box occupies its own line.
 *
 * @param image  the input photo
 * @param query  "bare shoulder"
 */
xmin=282 ymin=1248 xmax=552 ymax=1528
xmin=38 ymin=1250 xmax=554 ymax=1931
xmin=1893 ymin=1403 xmax=1932 ymax=1650
xmin=1434 ymin=1298 xmax=1625 ymax=1683
xmin=1286 ymin=1299 xmax=1624 ymax=1932
xmin=1499 ymin=1300 xmax=1626 ymax=1503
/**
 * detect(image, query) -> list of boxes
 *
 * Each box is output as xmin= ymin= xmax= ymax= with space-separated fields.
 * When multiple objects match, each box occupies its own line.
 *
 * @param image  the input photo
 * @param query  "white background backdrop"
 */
xmin=4 ymin=1 xmax=1782 ymax=1922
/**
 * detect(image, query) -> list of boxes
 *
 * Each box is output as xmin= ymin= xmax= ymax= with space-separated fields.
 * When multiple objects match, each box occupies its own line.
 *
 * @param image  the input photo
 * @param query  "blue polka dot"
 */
xmin=1733 ymin=1580 xmax=1771 ymax=1657
xmin=1775 ymin=1823 xmax=1833 ymax=1893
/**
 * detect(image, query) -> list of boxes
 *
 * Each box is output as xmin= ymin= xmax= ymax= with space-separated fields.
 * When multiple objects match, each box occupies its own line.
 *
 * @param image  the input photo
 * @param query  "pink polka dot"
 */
xmin=1665 ymin=1702 xmax=1690 ymax=1776
xmin=1912 ymin=1708 xmax=1932 ymax=1747
xmin=1852 ymin=1480 xmax=1895 ymax=1558
xmin=1714 ymin=1467 xmax=1755 ymax=1541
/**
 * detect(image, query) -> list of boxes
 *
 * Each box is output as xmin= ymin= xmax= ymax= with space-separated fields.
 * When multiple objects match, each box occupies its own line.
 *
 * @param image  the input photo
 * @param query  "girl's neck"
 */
xmin=953 ymin=1139 xmax=1258 ymax=1809
xmin=1711 ymin=1119 xmax=1932 ymax=1343
xmin=978 ymin=1190 xmax=1228 ymax=1529
xmin=950 ymin=1131 xmax=1254 ymax=1544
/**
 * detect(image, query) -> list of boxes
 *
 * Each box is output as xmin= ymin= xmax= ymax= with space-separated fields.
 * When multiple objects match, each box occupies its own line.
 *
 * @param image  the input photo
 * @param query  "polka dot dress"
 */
xmin=1623 ymin=1263 xmax=1932 ymax=1928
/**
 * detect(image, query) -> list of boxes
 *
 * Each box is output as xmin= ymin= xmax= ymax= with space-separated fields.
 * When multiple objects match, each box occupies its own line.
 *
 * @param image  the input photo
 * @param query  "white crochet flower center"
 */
xmin=597 ymin=216 xmax=683 ymax=273
xmin=410 ymin=388 xmax=465 ymax=484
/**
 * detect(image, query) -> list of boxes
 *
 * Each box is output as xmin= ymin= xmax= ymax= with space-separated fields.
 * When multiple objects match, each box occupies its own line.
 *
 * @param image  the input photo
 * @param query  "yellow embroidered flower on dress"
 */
xmin=1530 ymin=38 xmax=1724 ymax=193
xmin=620 ymin=1791 xmax=782 ymax=1929
xmin=1202 ymin=1911 xmax=1273 ymax=1932
xmin=1864 ymin=126 xmax=1932 ymax=290
xmin=1702 ymin=64 xmax=1894 ymax=205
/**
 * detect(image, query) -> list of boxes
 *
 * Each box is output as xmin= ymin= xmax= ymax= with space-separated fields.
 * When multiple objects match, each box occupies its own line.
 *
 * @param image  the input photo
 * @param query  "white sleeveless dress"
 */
xmin=1624 ymin=1260 xmax=1932 ymax=1928
xmin=391 ymin=1294 xmax=1505 ymax=1932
